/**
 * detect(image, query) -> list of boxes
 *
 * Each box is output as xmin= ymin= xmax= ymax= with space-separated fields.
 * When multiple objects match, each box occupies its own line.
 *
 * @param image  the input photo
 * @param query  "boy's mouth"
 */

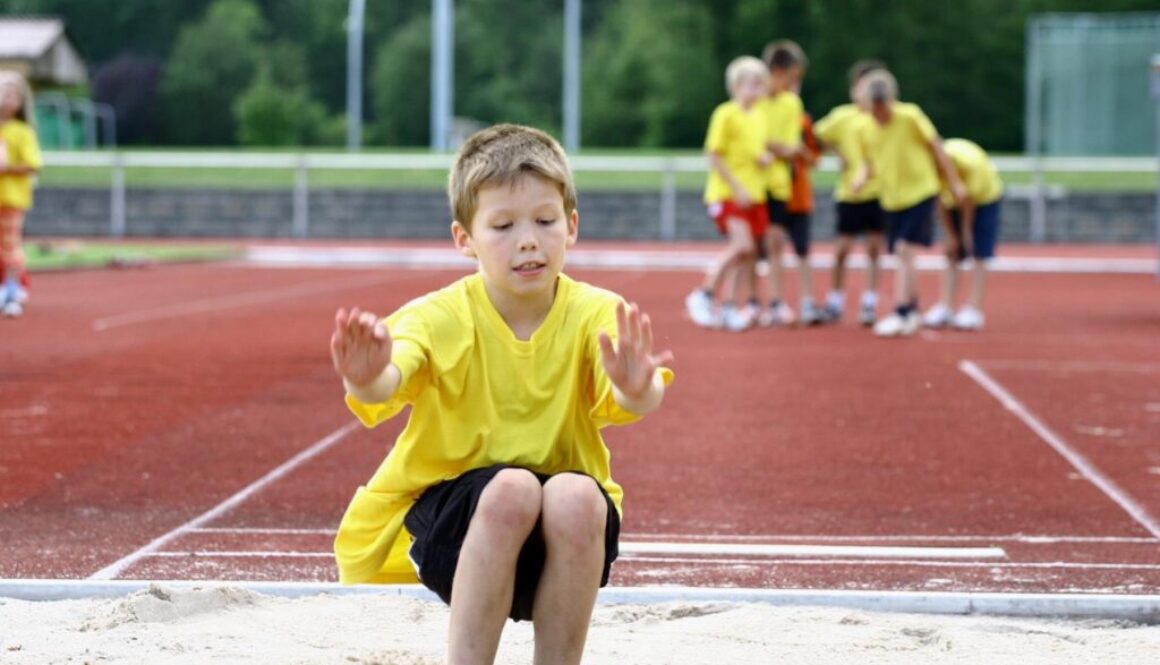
xmin=513 ymin=261 xmax=546 ymax=274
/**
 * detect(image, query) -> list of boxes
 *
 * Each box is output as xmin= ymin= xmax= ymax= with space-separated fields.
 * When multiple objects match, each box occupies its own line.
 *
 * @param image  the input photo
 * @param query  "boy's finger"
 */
xmin=597 ymin=331 xmax=617 ymax=365
xmin=641 ymin=313 xmax=654 ymax=352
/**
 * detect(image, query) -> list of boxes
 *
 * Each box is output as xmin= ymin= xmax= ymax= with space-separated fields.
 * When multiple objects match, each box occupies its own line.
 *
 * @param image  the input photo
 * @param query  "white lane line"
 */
xmin=979 ymin=360 xmax=1160 ymax=374
xmin=92 ymin=273 xmax=392 ymax=332
xmin=619 ymin=542 xmax=1005 ymax=559
xmin=186 ymin=528 xmax=1156 ymax=545
xmin=623 ymin=556 xmax=1160 ymax=571
xmin=87 ymin=421 xmax=361 ymax=580
xmin=245 ymin=246 xmax=1159 ymax=275
xmin=960 ymin=360 xmax=1160 ymax=540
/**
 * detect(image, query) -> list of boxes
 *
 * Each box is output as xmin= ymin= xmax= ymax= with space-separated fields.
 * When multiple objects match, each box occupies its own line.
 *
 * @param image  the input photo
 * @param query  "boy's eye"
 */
xmin=494 ymin=222 xmax=513 ymax=230
xmin=537 ymin=219 xmax=556 ymax=226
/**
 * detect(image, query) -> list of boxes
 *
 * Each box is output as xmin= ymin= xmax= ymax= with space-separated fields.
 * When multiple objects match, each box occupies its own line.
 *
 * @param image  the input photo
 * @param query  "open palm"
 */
xmin=330 ymin=307 xmax=393 ymax=388
xmin=598 ymin=301 xmax=673 ymax=400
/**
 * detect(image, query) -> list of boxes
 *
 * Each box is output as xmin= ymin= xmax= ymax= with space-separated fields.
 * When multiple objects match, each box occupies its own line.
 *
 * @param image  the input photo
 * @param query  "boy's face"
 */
xmin=731 ymin=73 xmax=766 ymax=107
xmin=0 ymin=85 xmax=20 ymax=117
xmin=768 ymin=65 xmax=801 ymax=94
xmin=870 ymin=100 xmax=892 ymax=126
xmin=452 ymin=173 xmax=578 ymax=304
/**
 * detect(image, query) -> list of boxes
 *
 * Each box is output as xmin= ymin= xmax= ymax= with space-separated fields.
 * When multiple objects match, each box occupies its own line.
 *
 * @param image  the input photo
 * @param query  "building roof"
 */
xmin=0 ymin=18 xmax=67 ymax=59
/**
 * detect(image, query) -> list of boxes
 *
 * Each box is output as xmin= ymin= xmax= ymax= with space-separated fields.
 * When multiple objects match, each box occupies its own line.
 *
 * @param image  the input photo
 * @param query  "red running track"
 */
xmin=1 ymin=247 xmax=1158 ymax=594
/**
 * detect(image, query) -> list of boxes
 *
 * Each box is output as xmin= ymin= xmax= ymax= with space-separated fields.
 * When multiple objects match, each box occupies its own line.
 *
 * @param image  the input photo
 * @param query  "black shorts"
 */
xmin=836 ymin=200 xmax=886 ymax=236
xmin=403 ymin=464 xmax=621 ymax=622
xmin=885 ymin=196 xmax=936 ymax=252
xmin=771 ymin=211 xmax=811 ymax=258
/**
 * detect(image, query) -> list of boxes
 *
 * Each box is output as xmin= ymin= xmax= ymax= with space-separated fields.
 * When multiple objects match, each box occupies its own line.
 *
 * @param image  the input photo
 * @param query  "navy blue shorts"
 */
xmin=772 ymin=211 xmax=811 ymax=258
xmin=836 ymin=200 xmax=886 ymax=237
xmin=886 ymin=196 xmax=936 ymax=252
xmin=403 ymin=464 xmax=620 ymax=622
xmin=949 ymin=199 xmax=1001 ymax=261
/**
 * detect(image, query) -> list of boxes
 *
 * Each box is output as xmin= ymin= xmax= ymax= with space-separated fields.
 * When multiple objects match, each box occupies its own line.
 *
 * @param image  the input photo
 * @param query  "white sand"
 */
xmin=2 ymin=585 xmax=1159 ymax=664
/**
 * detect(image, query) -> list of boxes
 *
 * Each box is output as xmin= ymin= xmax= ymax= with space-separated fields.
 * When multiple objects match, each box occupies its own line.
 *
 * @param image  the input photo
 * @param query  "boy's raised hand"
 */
xmin=598 ymin=301 xmax=674 ymax=403
xmin=330 ymin=307 xmax=393 ymax=388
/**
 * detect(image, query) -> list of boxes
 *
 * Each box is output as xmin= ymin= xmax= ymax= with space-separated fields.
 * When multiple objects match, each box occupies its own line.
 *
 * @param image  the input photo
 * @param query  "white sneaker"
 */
xmin=685 ymin=290 xmax=720 ymax=328
xmin=874 ymin=311 xmax=919 ymax=337
xmin=952 ymin=306 xmax=984 ymax=331
xmin=800 ymin=299 xmax=823 ymax=326
xmin=858 ymin=303 xmax=876 ymax=326
xmin=922 ymin=303 xmax=952 ymax=328
xmin=721 ymin=303 xmax=753 ymax=332
xmin=2 ymin=300 xmax=23 ymax=318
xmin=757 ymin=301 xmax=796 ymax=327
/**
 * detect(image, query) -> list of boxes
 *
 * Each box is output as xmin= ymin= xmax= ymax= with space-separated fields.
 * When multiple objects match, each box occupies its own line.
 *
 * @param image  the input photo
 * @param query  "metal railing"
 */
xmin=42 ymin=151 xmax=1157 ymax=241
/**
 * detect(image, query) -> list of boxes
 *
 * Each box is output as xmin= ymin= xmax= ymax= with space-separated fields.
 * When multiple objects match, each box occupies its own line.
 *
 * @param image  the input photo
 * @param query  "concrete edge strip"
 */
xmin=2 ymin=580 xmax=1158 ymax=622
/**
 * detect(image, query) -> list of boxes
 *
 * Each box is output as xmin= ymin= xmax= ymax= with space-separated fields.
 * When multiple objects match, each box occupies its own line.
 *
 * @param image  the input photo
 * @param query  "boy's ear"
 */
xmin=451 ymin=221 xmax=476 ymax=258
xmin=566 ymin=209 xmax=579 ymax=247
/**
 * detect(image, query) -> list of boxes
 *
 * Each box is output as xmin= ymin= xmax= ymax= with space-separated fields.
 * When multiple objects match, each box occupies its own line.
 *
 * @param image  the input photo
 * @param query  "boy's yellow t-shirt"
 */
xmin=859 ymin=102 xmax=940 ymax=212
xmin=813 ymin=103 xmax=878 ymax=203
xmin=759 ymin=91 xmax=803 ymax=202
xmin=703 ymin=100 xmax=769 ymax=205
xmin=941 ymin=138 xmax=1003 ymax=208
xmin=0 ymin=119 xmax=42 ymax=210
xmin=334 ymin=272 xmax=674 ymax=585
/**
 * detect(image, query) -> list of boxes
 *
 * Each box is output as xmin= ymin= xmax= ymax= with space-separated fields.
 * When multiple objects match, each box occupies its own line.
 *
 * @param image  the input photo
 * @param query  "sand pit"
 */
xmin=2 ymin=584 xmax=1160 ymax=664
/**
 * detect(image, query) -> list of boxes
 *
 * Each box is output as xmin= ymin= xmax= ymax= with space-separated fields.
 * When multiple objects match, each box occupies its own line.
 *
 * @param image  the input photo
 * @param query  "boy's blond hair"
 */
xmin=448 ymin=123 xmax=577 ymax=232
xmin=724 ymin=56 xmax=767 ymax=94
xmin=860 ymin=69 xmax=899 ymax=105
xmin=0 ymin=70 xmax=36 ymax=129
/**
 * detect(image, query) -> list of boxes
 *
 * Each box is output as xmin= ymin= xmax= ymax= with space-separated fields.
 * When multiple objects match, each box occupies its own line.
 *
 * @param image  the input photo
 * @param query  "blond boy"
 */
xmin=852 ymin=70 xmax=966 ymax=337
xmin=685 ymin=55 xmax=770 ymax=331
xmin=331 ymin=124 xmax=674 ymax=665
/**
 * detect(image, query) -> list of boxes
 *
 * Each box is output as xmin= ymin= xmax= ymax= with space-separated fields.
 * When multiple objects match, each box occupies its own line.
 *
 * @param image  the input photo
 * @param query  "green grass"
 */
xmin=37 ymin=164 xmax=1155 ymax=192
xmin=25 ymin=241 xmax=241 ymax=272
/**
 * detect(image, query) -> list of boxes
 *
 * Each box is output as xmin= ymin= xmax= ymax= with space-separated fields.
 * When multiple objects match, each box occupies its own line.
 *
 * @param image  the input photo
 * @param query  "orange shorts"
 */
xmin=708 ymin=201 xmax=769 ymax=240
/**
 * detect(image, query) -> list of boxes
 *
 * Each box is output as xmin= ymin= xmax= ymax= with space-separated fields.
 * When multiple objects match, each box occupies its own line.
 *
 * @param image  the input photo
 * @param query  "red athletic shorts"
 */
xmin=708 ymin=200 xmax=769 ymax=239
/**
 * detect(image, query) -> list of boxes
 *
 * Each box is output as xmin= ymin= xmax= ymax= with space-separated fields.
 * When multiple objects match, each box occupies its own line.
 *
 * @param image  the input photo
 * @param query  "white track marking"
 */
xmin=87 ymin=421 xmax=360 ymax=580
xmin=622 ymin=556 xmax=1160 ymax=571
xmin=92 ymin=273 xmax=393 ymax=331
xmin=245 ymin=245 xmax=1158 ymax=275
xmin=188 ymin=527 xmax=1156 ymax=545
xmin=960 ymin=360 xmax=1160 ymax=539
xmin=979 ymin=359 xmax=1160 ymax=373
xmin=618 ymin=543 xmax=1004 ymax=559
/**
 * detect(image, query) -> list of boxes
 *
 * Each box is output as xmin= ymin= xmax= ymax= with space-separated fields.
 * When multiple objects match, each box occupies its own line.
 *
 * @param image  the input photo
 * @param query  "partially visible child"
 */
xmin=784 ymin=102 xmax=823 ymax=325
xmin=813 ymin=59 xmax=888 ymax=326
xmin=851 ymin=69 xmax=966 ymax=337
xmin=755 ymin=40 xmax=806 ymax=327
xmin=331 ymin=123 xmax=674 ymax=665
xmin=685 ymin=56 xmax=770 ymax=331
xmin=0 ymin=71 xmax=42 ymax=319
xmin=922 ymin=137 xmax=1003 ymax=331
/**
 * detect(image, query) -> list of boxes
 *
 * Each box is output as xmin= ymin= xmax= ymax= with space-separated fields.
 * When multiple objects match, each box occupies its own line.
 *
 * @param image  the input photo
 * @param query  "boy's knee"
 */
xmin=541 ymin=474 xmax=606 ymax=547
xmin=476 ymin=469 xmax=542 ymax=532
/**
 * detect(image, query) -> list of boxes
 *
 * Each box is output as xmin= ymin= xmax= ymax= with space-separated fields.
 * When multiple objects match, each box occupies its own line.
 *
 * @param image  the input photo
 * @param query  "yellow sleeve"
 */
xmin=785 ymin=94 xmax=804 ymax=147
xmin=586 ymin=298 xmax=674 ymax=427
xmin=344 ymin=309 xmax=431 ymax=427
xmin=704 ymin=104 xmax=731 ymax=154
xmin=911 ymin=106 xmax=938 ymax=143
xmin=17 ymin=125 xmax=42 ymax=170
xmin=812 ymin=108 xmax=839 ymax=147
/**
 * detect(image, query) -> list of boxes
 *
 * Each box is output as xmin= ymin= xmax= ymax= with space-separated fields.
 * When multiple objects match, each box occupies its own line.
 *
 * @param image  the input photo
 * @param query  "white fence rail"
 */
xmin=42 ymin=151 xmax=1157 ymax=242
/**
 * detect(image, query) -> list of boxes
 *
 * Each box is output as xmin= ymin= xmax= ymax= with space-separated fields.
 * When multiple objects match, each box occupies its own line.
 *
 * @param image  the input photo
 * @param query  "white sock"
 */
xmin=826 ymin=290 xmax=845 ymax=310
xmin=860 ymin=291 xmax=878 ymax=308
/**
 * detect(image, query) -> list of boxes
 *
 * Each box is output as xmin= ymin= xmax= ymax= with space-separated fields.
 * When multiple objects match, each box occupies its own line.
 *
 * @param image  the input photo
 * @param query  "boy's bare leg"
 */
xmin=831 ymin=235 xmax=852 ymax=292
xmin=798 ymin=254 xmax=813 ymax=303
xmin=968 ymin=260 xmax=987 ymax=309
xmin=448 ymin=469 xmax=543 ymax=665
xmin=895 ymin=241 xmax=918 ymax=306
xmin=763 ymin=229 xmax=786 ymax=303
xmin=700 ymin=218 xmax=752 ymax=297
xmin=865 ymin=232 xmax=883 ymax=293
xmin=532 ymin=474 xmax=607 ymax=665
xmin=939 ymin=252 xmax=959 ymax=307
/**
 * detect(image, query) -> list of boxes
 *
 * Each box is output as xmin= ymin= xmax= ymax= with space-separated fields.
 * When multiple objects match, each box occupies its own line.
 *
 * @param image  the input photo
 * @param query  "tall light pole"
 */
xmin=1152 ymin=54 xmax=1160 ymax=280
xmin=563 ymin=0 xmax=580 ymax=153
xmin=346 ymin=0 xmax=366 ymax=151
xmin=431 ymin=0 xmax=454 ymax=151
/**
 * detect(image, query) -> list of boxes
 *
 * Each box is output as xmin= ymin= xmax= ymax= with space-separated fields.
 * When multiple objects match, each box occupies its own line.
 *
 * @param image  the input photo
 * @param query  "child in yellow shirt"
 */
xmin=0 ymin=71 xmax=43 ymax=318
xmin=330 ymin=124 xmax=674 ymax=664
xmin=922 ymin=137 xmax=1004 ymax=331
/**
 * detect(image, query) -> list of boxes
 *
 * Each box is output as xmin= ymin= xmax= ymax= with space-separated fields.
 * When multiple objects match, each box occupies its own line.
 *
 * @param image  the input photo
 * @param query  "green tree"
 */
xmin=159 ymin=0 xmax=266 ymax=145
xmin=369 ymin=15 xmax=431 ymax=146
xmin=234 ymin=66 xmax=328 ymax=146
xmin=583 ymin=0 xmax=720 ymax=147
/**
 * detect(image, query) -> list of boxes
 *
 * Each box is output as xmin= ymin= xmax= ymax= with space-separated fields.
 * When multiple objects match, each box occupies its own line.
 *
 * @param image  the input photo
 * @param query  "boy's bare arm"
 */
xmin=330 ymin=307 xmax=401 ymax=403
xmin=930 ymin=139 xmax=967 ymax=207
xmin=708 ymin=151 xmax=751 ymax=207
xmin=598 ymin=301 xmax=673 ymax=415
